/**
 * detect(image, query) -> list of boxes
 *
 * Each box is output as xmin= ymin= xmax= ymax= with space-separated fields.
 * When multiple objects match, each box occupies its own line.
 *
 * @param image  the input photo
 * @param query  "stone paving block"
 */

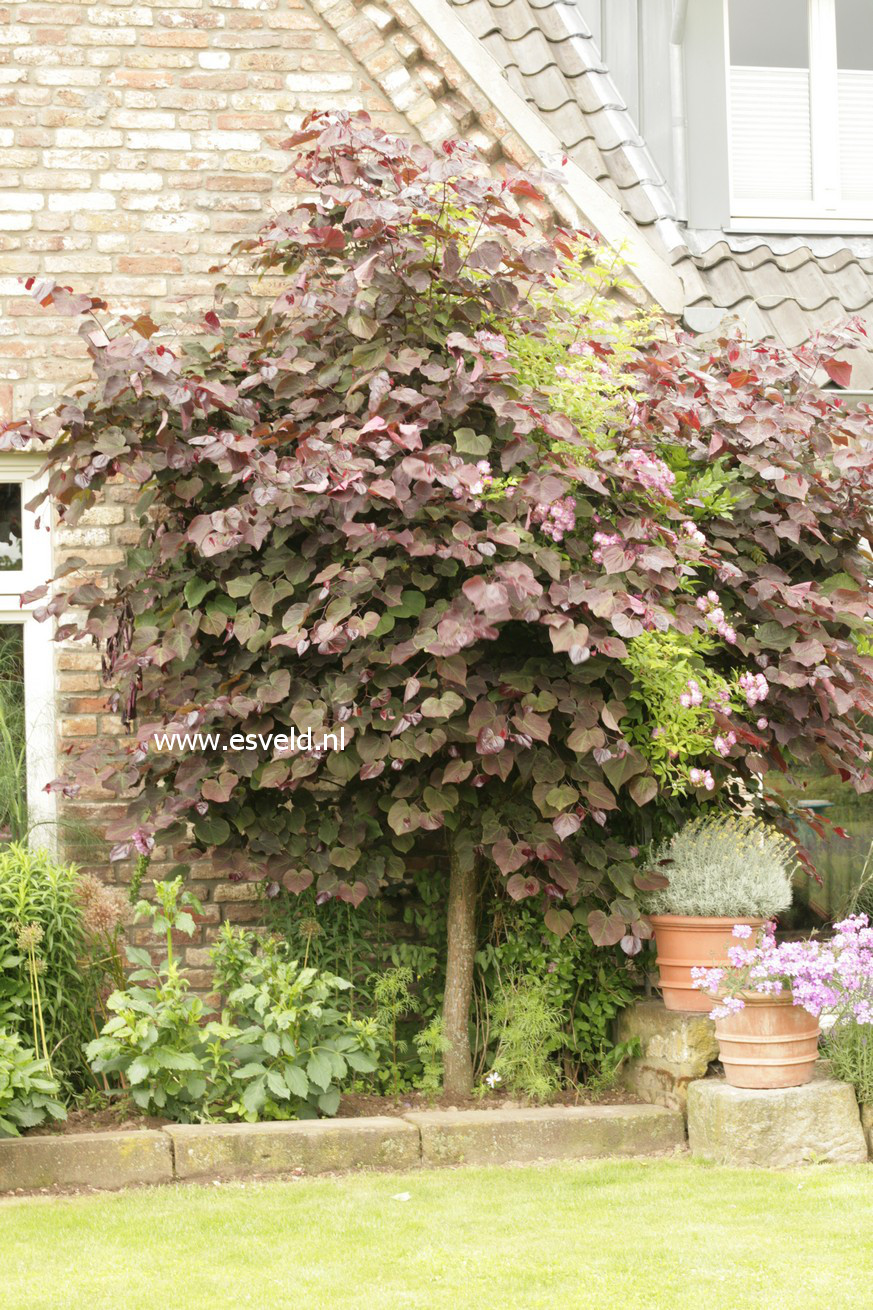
xmin=687 ymin=1074 xmax=868 ymax=1167
xmin=405 ymin=1104 xmax=685 ymax=1167
xmin=618 ymin=999 xmax=719 ymax=1112
xmin=166 ymin=1115 xmax=419 ymax=1180
xmin=0 ymin=1130 xmax=173 ymax=1193
xmin=862 ymin=1103 xmax=873 ymax=1161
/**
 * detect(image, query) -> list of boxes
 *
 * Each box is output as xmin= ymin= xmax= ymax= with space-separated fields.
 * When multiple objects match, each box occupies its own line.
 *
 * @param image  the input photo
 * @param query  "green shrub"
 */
xmin=88 ymin=888 xmax=378 ymax=1123
xmin=0 ymin=845 xmax=92 ymax=1090
xmin=212 ymin=927 xmax=379 ymax=1121
xmin=488 ymin=974 xmax=564 ymax=1103
xmin=0 ymin=1029 xmax=66 ymax=1137
xmin=413 ymin=1017 xmax=449 ymax=1099
xmin=474 ymin=898 xmax=638 ymax=1092
xmin=86 ymin=880 xmax=210 ymax=1121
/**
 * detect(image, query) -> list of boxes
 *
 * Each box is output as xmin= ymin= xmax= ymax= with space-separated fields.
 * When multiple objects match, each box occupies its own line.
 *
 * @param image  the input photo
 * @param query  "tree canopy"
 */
xmin=6 ymin=110 xmax=873 ymax=966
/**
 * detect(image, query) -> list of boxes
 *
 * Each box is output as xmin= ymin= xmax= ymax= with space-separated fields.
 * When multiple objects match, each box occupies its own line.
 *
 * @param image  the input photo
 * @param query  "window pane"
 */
xmin=0 ymin=625 xmax=25 ymax=844
xmin=836 ymin=0 xmax=873 ymax=71
xmin=729 ymin=0 xmax=809 ymax=68
xmin=730 ymin=66 xmax=813 ymax=201
xmin=836 ymin=0 xmax=873 ymax=200
xmin=0 ymin=484 xmax=22 ymax=572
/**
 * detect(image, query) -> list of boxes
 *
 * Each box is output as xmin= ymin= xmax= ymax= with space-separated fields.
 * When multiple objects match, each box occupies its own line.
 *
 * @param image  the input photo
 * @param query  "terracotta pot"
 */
xmin=649 ymin=914 xmax=766 ymax=1012
xmin=714 ymin=991 xmax=820 ymax=1088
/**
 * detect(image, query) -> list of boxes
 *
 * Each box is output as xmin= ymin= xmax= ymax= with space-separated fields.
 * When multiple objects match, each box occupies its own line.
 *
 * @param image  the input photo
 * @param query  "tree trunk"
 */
xmin=442 ymin=833 xmax=480 ymax=1096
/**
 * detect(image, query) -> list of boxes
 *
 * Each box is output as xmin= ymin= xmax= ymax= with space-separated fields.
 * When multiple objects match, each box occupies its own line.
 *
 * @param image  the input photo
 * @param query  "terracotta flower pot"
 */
xmin=649 ymin=914 xmax=766 ymax=1012
xmin=714 ymin=991 xmax=820 ymax=1088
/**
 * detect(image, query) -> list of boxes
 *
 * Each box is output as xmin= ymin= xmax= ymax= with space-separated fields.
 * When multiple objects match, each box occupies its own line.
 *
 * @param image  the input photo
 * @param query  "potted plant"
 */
xmin=691 ymin=915 xmax=873 ymax=1088
xmin=644 ymin=816 xmax=794 ymax=1012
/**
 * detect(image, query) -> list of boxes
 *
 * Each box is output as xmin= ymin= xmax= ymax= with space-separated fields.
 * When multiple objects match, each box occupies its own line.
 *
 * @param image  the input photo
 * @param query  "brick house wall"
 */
xmin=0 ymin=1 xmax=557 ymax=975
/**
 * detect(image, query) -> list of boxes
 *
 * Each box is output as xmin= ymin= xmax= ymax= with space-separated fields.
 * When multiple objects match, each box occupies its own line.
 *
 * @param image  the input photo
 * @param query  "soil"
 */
xmin=26 ymin=1087 xmax=641 ymax=1135
xmin=29 ymin=1104 xmax=169 ymax=1137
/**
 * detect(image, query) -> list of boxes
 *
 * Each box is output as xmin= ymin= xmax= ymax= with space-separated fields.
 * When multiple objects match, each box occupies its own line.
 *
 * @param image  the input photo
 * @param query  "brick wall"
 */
xmin=0 ymin=0 xmax=567 ymax=973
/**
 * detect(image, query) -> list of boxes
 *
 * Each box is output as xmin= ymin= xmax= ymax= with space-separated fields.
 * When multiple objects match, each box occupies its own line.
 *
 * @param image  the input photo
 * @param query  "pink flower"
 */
xmin=739 ymin=671 xmax=769 ymax=706
xmin=732 ymin=924 xmax=753 ymax=939
xmin=532 ymin=496 xmax=576 ymax=543
xmin=757 ymin=717 xmax=769 ymax=730
xmin=681 ymin=520 xmax=706 ymax=547
xmin=616 ymin=448 xmax=675 ymax=499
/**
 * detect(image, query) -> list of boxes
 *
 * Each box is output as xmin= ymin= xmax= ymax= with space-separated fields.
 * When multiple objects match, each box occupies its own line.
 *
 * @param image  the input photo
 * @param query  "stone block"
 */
xmin=862 ymin=1104 xmax=873 ymax=1161
xmin=405 ymin=1104 xmax=685 ymax=1168
xmin=166 ymin=1116 xmax=419 ymax=1180
xmin=687 ymin=1074 xmax=868 ymax=1167
xmin=617 ymin=999 xmax=719 ymax=1112
xmin=0 ymin=1130 xmax=172 ymax=1193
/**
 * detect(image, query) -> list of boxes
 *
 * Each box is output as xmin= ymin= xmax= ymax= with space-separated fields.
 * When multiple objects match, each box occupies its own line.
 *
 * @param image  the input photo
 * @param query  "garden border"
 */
xmin=0 ymin=1103 xmax=684 ymax=1194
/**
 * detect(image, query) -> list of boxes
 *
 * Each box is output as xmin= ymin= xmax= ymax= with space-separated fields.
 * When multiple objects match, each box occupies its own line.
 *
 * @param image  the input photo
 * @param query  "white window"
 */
xmin=0 ymin=454 xmax=56 ymax=843
xmin=726 ymin=0 xmax=873 ymax=226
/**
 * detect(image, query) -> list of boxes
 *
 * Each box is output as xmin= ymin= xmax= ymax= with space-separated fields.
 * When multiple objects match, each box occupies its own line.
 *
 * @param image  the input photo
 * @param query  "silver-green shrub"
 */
xmin=645 ymin=816 xmax=795 ymax=918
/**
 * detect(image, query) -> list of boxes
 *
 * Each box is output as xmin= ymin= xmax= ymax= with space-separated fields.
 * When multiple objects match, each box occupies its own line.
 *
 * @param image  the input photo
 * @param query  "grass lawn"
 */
xmin=2 ymin=1157 xmax=872 ymax=1310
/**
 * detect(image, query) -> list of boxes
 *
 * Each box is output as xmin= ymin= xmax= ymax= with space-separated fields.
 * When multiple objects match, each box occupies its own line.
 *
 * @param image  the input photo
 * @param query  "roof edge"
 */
xmin=404 ymin=0 xmax=686 ymax=314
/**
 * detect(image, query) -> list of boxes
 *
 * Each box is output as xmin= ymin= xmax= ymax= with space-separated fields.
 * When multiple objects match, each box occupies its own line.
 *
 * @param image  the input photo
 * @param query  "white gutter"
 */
xmin=405 ymin=0 xmax=686 ymax=315
xmin=670 ymin=0 xmax=689 ymax=222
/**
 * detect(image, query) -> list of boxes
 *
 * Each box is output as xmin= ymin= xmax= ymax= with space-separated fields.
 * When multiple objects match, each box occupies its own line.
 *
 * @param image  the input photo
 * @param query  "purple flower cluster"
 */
xmin=692 ymin=916 xmax=873 ymax=1024
xmin=713 ymin=730 xmax=737 ymax=757
xmin=531 ymin=496 xmax=576 ymax=543
xmin=688 ymin=767 xmax=715 ymax=792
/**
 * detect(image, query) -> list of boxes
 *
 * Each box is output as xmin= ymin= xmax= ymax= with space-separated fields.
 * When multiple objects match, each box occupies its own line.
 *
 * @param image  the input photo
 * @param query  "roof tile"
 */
xmin=443 ymin=0 xmax=873 ymax=377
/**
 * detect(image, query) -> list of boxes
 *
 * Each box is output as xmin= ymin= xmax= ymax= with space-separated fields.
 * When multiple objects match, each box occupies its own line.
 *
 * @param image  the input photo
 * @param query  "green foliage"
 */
xmin=662 ymin=447 xmax=740 ymax=520
xmin=506 ymin=238 xmax=656 ymax=446
xmin=413 ymin=1016 xmax=448 ymax=1099
xmin=212 ymin=929 xmax=379 ymax=1121
xmin=487 ymin=973 xmax=564 ymax=1102
xmin=0 ymin=1028 xmax=67 ymax=1138
xmin=372 ymin=965 xmax=414 ymax=1096
xmin=0 ymin=845 xmax=91 ymax=1091
xmin=823 ymin=1022 xmax=873 ymax=1104
xmin=88 ymin=893 xmax=378 ymax=1123
xmin=474 ymin=898 xmax=638 ymax=1092
xmin=0 ymin=628 xmax=26 ymax=843
xmin=622 ymin=630 xmax=729 ymax=792
xmin=86 ymin=888 xmax=208 ymax=1120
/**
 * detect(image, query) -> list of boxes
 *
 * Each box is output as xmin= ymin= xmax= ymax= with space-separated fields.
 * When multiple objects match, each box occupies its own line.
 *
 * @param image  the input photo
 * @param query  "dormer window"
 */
xmin=727 ymin=0 xmax=873 ymax=223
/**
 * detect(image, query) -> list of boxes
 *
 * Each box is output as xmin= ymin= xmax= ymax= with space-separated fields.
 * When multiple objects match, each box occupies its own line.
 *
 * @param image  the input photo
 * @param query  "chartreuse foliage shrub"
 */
xmin=9 ymin=111 xmax=873 ymax=962
xmin=87 ymin=881 xmax=378 ymax=1122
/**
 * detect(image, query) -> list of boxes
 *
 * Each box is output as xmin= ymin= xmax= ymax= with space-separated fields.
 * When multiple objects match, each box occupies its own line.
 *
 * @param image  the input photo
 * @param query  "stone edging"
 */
xmin=0 ymin=1104 xmax=684 ymax=1194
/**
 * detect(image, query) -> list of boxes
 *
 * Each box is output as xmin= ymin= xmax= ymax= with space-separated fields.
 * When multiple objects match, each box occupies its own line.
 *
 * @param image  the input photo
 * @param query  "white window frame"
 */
xmin=725 ymin=0 xmax=873 ymax=231
xmin=0 ymin=452 xmax=56 ymax=844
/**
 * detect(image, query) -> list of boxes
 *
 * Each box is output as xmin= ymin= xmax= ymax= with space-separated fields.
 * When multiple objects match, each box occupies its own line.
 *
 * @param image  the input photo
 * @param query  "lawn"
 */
xmin=2 ymin=1158 xmax=872 ymax=1309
